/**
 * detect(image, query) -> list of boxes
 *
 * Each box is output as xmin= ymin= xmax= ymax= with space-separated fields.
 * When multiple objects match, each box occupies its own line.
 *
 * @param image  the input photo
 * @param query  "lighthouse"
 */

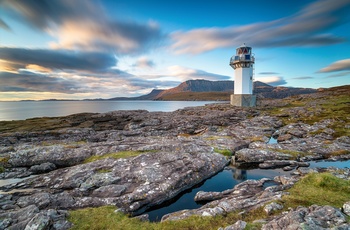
xmin=229 ymin=44 xmax=256 ymax=107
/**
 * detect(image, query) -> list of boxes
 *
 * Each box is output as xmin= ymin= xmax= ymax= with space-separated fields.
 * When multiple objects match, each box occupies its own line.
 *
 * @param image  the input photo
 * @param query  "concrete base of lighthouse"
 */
xmin=230 ymin=94 xmax=256 ymax=107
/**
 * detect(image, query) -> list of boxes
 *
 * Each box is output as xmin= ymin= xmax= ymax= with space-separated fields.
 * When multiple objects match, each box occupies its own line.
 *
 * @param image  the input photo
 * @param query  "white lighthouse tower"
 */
xmin=229 ymin=44 xmax=256 ymax=107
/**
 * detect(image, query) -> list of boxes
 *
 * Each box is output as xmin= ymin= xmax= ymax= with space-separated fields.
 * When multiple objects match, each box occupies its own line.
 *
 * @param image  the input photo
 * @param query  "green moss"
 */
xmin=0 ymin=157 xmax=9 ymax=171
xmin=63 ymin=141 xmax=88 ymax=149
xmin=273 ymin=149 xmax=307 ymax=159
xmin=96 ymin=169 xmax=112 ymax=173
xmin=213 ymin=148 xmax=232 ymax=157
xmin=283 ymin=172 xmax=350 ymax=208
xmin=84 ymin=150 xmax=155 ymax=163
xmin=205 ymin=135 xmax=231 ymax=141
xmin=260 ymin=90 xmax=350 ymax=138
xmin=0 ymin=156 xmax=9 ymax=164
xmin=248 ymin=136 xmax=266 ymax=142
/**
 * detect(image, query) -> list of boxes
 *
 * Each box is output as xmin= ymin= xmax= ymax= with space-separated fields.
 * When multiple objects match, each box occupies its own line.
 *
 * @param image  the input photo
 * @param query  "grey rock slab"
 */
xmin=262 ymin=205 xmax=347 ymax=230
xmin=235 ymin=148 xmax=292 ymax=163
xmin=8 ymin=151 xmax=228 ymax=213
xmin=29 ymin=162 xmax=57 ymax=174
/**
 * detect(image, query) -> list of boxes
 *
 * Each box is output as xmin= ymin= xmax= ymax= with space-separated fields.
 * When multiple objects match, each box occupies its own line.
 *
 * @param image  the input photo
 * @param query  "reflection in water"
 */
xmin=233 ymin=169 xmax=247 ymax=180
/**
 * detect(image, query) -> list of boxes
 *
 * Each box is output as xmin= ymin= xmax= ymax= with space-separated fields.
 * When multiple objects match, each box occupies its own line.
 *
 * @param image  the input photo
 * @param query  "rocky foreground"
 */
xmin=0 ymin=86 xmax=349 ymax=229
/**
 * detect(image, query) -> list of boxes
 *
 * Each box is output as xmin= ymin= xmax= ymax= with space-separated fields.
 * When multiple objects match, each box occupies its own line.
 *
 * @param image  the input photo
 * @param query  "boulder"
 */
xmin=29 ymin=162 xmax=57 ymax=174
xmin=220 ymin=220 xmax=247 ymax=230
xmin=264 ymin=202 xmax=283 ymax=215
xmin=343 ymin=201 xmax=350 ymax=216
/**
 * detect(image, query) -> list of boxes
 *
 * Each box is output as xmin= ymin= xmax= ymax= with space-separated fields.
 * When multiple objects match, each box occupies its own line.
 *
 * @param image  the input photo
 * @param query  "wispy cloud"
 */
xmin=1 ymin=0 xmax=163 ymax=54
xmin=0 ymin=47 xmax=117 ymax=72
xmin=132 ymin=57 xmax=155 ymax=69
xmin=167 ymin=65 xmax=231 ymax=81
xmin=0 ymin=18 xmax=10 ymax=30
xmin=0 ymin=71 xmax=81 ymax=93
xmin=292 ymin=76 xmax=314 ymax=80
xmin=171 ymin=0 xmax=350 ymax=54
xmin=259 ymin=72 xmax=279 ymax=75
xmin=318 ymin=59 xmax=350 ymax=73
xmin=325 ymin=71 xmax=350 ymax=78
xmin=255 ymin=76 xmax=287 ymax=86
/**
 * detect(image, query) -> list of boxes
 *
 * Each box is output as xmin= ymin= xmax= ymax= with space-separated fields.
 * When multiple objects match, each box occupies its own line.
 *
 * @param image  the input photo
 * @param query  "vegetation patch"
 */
xmin=0 ymin=117 xmax=68 ymax=133
xmin=68 ymin=206 xmax=270 ymax=230
xmin=0 ymin=156 xmax=10 ymax=171
xmin=158 ymin=91 xmax=231 ymax=101
xmin=83 ymin=151 xmax=153 ymax=163
xmin=96 ymin=169 xmax=112 ymax=173
xmin=247 ymin=136 xmax=267 ymax=142
xmin=213 ymin=147 xmax=232 ymax=157
xmin=260 ymin=87 xmax=350 ymax=138
xmin=63 ymin=141 xmax=88 ymax=149
xmin=283 ymin=172 xmax=350 ymax=208
xmin=205 ymin=135 xmax=232 ymax=141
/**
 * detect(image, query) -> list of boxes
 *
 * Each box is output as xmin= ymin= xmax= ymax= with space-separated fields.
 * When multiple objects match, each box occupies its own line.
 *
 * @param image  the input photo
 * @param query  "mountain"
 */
xmin=108 ymin=79 xmax=317 ymax=101
xmin=108 ymin=89 xmax=165 ymax=100
xmin=157 ymin=79 xmax=233 ymax=96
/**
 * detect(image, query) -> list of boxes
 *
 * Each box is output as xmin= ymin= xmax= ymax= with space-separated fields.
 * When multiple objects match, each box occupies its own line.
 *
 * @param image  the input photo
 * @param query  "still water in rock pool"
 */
xmin=141 ymin=159 xmax=350 ymax=222
xmin=140 ymin=166 xmax=287 ymax=221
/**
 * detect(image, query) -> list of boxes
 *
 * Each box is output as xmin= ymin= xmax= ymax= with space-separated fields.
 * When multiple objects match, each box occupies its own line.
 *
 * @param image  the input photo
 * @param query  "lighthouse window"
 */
xmin=245 ymin=55 xmax=250 ymax=60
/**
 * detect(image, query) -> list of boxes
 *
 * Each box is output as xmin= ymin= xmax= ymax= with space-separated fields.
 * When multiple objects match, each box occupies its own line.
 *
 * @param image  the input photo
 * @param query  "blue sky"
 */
xmin=0 ymin=0 xmax=350 ymax=101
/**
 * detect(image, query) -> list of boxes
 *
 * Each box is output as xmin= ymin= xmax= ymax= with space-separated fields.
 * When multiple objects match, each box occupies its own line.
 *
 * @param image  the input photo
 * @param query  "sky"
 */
xmin=0 ymin=0 xmax=350 ymax=101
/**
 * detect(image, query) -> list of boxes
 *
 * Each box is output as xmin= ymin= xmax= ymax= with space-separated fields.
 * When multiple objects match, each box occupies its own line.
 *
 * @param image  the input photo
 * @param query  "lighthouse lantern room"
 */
xmin=229 ymin=44 xmax=256 ymax=107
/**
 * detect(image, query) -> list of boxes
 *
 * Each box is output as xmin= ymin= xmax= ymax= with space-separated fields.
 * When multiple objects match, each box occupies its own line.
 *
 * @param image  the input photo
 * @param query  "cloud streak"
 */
xmin=0 ymin=71 xmax=81 ymax=93
xmin=1 ymin=0 xmax=163 ymax=54
xmin=171 ymin=0 xmax=350 ymax=54
xmin=167 ymin=65 xmax=231 ymax=81
xmin=255 ymin=76 xmax=287 ymax=86
xmin=325 ymin=71 xmax=350 ymax=78
xmin=318 ymin=59 xmax=350 ymax=73
xmin=292 ymin=76 xmax=314 ymax=80
xmin=133 ymin=57 xmax=155 ymax=69
xmin=0 ymin=47 xmax=117 ymax=72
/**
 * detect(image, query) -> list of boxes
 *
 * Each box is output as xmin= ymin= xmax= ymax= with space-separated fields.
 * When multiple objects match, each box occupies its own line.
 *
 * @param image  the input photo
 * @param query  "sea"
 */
xmin=0 ymin=100 xmax=225 ymax=121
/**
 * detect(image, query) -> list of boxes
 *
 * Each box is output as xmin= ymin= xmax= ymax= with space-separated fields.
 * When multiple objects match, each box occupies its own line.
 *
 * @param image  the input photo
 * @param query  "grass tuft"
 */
xmin=83 ymin=151 xmax=153 ymax=163
xmin=283 ymin=172 xmax=350 ymax=208
xmin=213 ymin=147 xmax=232 ymax=157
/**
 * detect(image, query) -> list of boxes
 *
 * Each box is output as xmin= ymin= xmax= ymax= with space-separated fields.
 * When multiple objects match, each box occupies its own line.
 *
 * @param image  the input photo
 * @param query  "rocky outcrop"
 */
xmin=162 ymin=167 xmax=350 ymax=224
xmin=0 ymin=88 xmax=349 ymax=229
xmin=262 ymin=205 xmax=349 ymax=230
xmin=0 ymin=151 xmax=228 ymax=229
xmin=232 ymin=121 xmax=350 ymax=169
